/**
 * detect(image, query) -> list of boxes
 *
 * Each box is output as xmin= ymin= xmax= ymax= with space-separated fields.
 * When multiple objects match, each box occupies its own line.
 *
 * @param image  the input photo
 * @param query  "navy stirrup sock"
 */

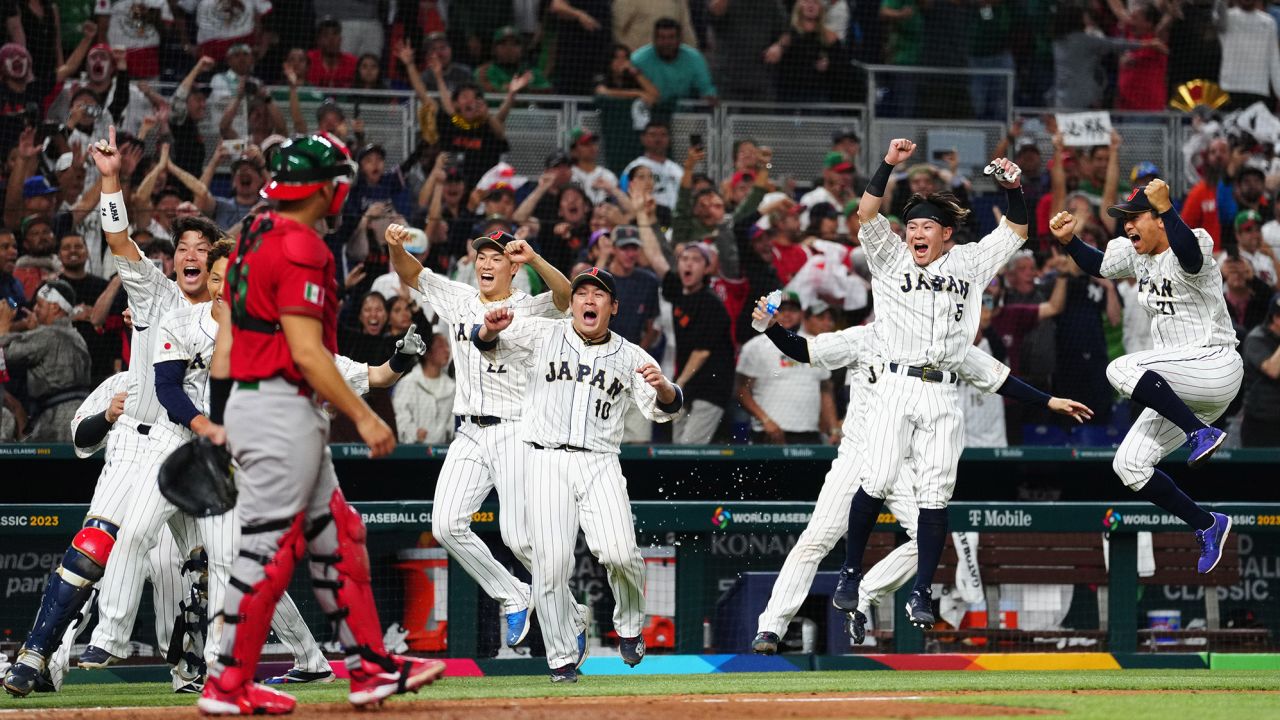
xmin=843 ymin=488 xmax=885 ymax=571
xmin=913 ymin=508 xmax=948 ymax=594
xmin=1135 ymin=468 xmax=1214 ymax=531
xmin=1130 ymin=371 xmax=1206 ymax=435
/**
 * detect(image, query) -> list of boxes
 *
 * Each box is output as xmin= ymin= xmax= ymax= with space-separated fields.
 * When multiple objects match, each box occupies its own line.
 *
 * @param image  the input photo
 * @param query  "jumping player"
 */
xmin=200 ymin=134 xmax=443 ymax=715
xmin=834 ymin=139 xmax=1030 ymax=631
xmin=473 ymin=267 xmax=683 ymax=683
xmin=384 ymin=223 xmax=585 ymax=649
xmin=1050 ymin=178 xmax=1241 ymax=572
xmin=746 ymin=302 xmax=1091 ymax=652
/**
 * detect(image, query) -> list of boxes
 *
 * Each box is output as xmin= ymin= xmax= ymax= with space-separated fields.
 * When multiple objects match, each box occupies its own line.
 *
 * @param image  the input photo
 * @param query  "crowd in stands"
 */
xmin=1 ymin=1 xmax=1279 ymax=449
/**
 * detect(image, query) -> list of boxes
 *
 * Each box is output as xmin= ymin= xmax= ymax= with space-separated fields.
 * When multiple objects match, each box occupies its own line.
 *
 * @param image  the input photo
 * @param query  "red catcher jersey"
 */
xmin=225 ymin=212 xmax=338 ymax=387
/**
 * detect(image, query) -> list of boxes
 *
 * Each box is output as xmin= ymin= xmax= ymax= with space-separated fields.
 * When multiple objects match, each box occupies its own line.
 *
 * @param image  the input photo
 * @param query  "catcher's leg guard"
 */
xmin=23 ymin=519 xmax=118 ymax=659
xmin=305 ymin=490 xmax=388 ymax=663
xmin=210 ymin=515 xmax=304 ymax=691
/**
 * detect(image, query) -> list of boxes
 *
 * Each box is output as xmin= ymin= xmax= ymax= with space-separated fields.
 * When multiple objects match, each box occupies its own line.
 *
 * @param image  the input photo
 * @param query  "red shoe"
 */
xmin=197 ymin=674 xmax=297 ymax=716
xmin=347 ymin=655 xmax=446 ymax=707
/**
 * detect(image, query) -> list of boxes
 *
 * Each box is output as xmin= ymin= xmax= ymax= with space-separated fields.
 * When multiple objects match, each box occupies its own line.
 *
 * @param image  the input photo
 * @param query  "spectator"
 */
xmin=1241 ymin=295 xmax=1280 ymax=446
xmin=1222 ymin=255 xmax=1272 ymax=336
xmin=614 ymin=0 xmax=696 ymax=53
xmin=476 ymin=25 xmax=552 ymax=93
xmin=340 ymin=145 xmax=406 ymax=243
xmin=352 ymin=53 xmax=387 ymax=91
xmin=209 ymin=43 xmax=263 ymax=134
xmin=967 ymin=1 xmax=1016 ymax=120
xmin=312 ymin=0 xmax=384 ymax=58
xmin=770 ymin=0 xmax=841 ymax=103
xmin=515 ymin=158 xmax=574 ymax=233
xmin=735 ymin=226 xmax=785 ymax=345
xmin=673 ymin=145 xmax=767 ymax=280
xmin=541 ymin=184 xmax=594 ymax=274
xmin=393 ymin=333 xmax=455 ymax=444
xmin=1050 ymin=252 xmax=1121 ymax=426
xmin=1182 ymin=137 xmax=1229 ymax=250
xmin=547 ymin=0 xmax=612 ymax=96
xmin=56 ymin=231 xmax=116 ymax=382
xmin=736 ymin=294 xmax=837 ymax=444
xmin=308 ymin=16 xmax=359 ymax=88
xmin=601 ymin=226 xmax=661 ymax=444
xmin=426 ymin=75 xmax=525 ymax=190
xmin=177 ymin=0 xmax=269 ymax=63
xmin=168 ymin=56 xmax=216 ymax=176
xmin=212 ymin=153 xmax=267 ymax=230
xmin=0 ymin=44 xmax=39 ymax=152
xmin=595 ymin=43 xmax=661 ymax=106
xmin=1214 ymin=0 xmax=1280 ymax=111
xmin=421 ymin=31 xmax=474 ymax=93
xmin=637 ymin=196 xmax=734 ymax=444
xmin=5 ymin=0 xmax=61 ymax=98
xmin=879 ymin=0 xmax=924 ymax=117
xmin=621 ymin=120 xmax=684 ymax=210
xmin=801 ymin=152 xmax=856 ymax=229
xmin=710 ymin=0 xmax=787 ymax=102
xmin=13 ymin=214 xmax=58 ymax=299
xmin=630 ymin=18 xmax=717 ymax=105
xmin=1116 ymin=1 xmax=1171 ymax=111
xmin=1077 ymin=142 xmax=1127 ymax=211
xmin=0 ymin=279 xmax=90 ymax=442
xmin=1228 ymin=209 xmax=1278 ymax=287
xmin=0 ymin=229 xmax=20 ymax=308
xmin=1050 ymin=3 xmax=1157 ymax=109
xmin=97 ymin=0 xmax=170 ymax=79
xmin=569 ymin=129 xmax=620 ymax=206
xmin=419 ymin=161 xmax=475 ymax=273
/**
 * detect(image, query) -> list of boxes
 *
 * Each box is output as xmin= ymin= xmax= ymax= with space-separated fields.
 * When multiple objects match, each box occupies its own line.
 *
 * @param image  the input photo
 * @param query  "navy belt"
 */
xmin=455 ymin=415 xmax=503 ymax=428
xmin=529 ymin=442 xmax=589 ymax=453
xmin=888 ymin=362 xmax=958 ymax=384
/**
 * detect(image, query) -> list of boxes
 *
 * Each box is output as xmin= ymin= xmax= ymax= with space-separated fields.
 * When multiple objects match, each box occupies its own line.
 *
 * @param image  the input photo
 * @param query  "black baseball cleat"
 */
xmin=550 ymin=664 xmax=578 ymax=683
xmin=847 ymin=610 xmax=869 ymax=645
xmin=905 ymin=590 xmax=935 ymax=630
xmin=619 ymin=635 xmax=645 ymax=667
xmin=751 ymin=631 xmax=780 ymax=655
xmin=831 ymin=567 xmax=862 ymax=611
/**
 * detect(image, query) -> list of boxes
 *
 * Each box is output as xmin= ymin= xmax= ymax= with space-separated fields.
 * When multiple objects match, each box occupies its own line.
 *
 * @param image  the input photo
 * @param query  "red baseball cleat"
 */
xmin=347 ymin=655 xmax=446 ymax=707
xmin=197 ymin=675 xmax=297 ymax=716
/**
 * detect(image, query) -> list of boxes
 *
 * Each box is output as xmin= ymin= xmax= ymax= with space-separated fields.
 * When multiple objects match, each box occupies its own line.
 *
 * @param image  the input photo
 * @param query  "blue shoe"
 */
xmin=77 ymin=645 xmax=121 ymax=669
xmin=264 ymin=668 xmax=336 ymax=685
xmin=1196 ymin=512 xmax=1232 ymax=574
xmin=1187 ymin=428 xmax=1226 ymax=468
xmin=505 ymin=608 xmax=531 ymax=647
xmin=831 ymin=567 xmax=861 ymax=612
xmin=3 ymin=650 xmax=44 ymax=698
xmin=619 ymin=635 xmax=645 ymax=667
xmin=575 ymin=627 xmax=588 ymax=669
xmin=751 ymin=631 xmax=779 ymax=655
xmin=905 ymin=589 xmax=935 ymax=629
xmin=550 ymin=664 xmax=577 ymax=683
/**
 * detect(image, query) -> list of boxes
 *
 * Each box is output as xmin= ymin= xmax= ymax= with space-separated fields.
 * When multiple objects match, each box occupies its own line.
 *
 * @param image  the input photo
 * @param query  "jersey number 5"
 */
xmin=594 ymin=398 xmax=612 ymax=419
xmin=954 ymin=303 xmax=964 ymax=321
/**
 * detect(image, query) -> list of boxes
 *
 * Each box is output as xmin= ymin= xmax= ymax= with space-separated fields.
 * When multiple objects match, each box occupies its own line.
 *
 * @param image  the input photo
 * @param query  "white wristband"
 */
xmin=99 ymin=191 xmax=130 ymax=234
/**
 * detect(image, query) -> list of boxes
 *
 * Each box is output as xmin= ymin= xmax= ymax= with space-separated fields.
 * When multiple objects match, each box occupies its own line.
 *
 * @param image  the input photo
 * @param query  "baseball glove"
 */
xmin=159 ymin=438 xmax=236 ymax=517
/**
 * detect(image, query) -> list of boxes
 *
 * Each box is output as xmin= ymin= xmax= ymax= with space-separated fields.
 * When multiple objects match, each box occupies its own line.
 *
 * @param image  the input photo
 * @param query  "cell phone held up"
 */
xmin=689 ymin=133 xmax=704 ymax=151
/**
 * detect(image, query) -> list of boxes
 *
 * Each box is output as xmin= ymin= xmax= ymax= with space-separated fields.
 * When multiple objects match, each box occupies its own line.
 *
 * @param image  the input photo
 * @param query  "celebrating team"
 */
xmin=2 ymin=124 xmax=1241 ymax=707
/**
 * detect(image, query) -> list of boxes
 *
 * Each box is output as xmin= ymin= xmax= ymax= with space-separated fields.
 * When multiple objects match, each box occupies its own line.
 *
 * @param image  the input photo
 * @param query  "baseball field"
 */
xmin=4 ymin=670 xmax=1278 ymax=719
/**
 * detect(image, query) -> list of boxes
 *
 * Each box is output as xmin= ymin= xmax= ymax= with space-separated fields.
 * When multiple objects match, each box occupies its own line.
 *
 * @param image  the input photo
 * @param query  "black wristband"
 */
xmin=73 ymin=411 xmax=113 ymax=451
xmin=389 ymin=350 xmax=416 ymax=374
xmin=1003 ymin=185 xmax=1028 ymax=226
xmin=866 ymin=160 xmax=894 ymax=198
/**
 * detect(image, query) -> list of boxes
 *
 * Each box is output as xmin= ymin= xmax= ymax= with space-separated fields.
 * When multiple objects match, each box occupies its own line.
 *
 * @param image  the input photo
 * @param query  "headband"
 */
xmin=904 ymin=201 xmax=953 ymax=227
xmin=37 ymin=284 xmax=73 ymax=314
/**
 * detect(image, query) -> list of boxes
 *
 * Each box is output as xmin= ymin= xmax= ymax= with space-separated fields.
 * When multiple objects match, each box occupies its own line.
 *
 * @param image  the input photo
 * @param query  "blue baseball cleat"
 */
xmin=831 ymin=567 xmax=861 ymax=611
xmin=1196 ymin=512 xmax=1232 ymax=574
xmin=77 ymin=645 xmax=122 ymax=669
xmin=1186 ymin=428 xmax=1226 ymax=468
xmin=506 ymin=608 xmax=531 ymax=647
xmin=619 ymin=635 xmax=645 ymax=667
xmin=576 ymin=627 xmax=588 ymax=669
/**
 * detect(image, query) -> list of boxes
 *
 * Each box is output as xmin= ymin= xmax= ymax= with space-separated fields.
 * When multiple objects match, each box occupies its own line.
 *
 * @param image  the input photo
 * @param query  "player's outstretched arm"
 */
xmin=90 ymin=126 xmax=143 ymax=262
xmin=369 ymin=323 xmax=427 ymax=388
xmin=752 ymin=295 xmax=812 ymax=363
xmin=997 ymin=373 xmax=1093 ymax=423
xmin=1048 ymin=211 xmax=1104 ymax=278
xmin=281 ymin=314 xmax=395 ymax=458
xmin=857 ymin=138 xmax=914 ymax=223
xmin=505 ymin=239 xmax=572 ymax=311
xmin=988 ymin=156 xmax=1028 ymax=239
xmin=1146 ymin=179 xmax=1204 ymax=274
xmin=472 ymin=306 xmax=515 ymax=348
xmin=385 ymin=222 xmax=427 ymax=287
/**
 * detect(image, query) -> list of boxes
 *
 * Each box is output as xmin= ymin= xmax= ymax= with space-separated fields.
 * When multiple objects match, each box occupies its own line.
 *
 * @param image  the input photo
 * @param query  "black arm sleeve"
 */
xmin=73 ymin=411 xmax=112 ymax=451
xmin=764 ymin=323 xmax=811 ymax=363
xmin=388 ymin=348 xmax=416 ymax=374
xmin=209 ymin=378 xmax=231 ymax=424
xmin=1160 ymin=208 xmax=1204 ymax=274
xmin=155 ymin=360 xmax=201 ymax=428
xmin=469 ymin=323 xmax=498 ymax=351
xmin=996 ymin=375 xmax=1052 ymax=407
xmin=1004 ymin=186 xmax=1028 ymax=226
xmin=656 ymin=384 xmax=683 ymax=414
xmin=865 ymin=160 xmax=894 ymax=197
xmin=1065 ymin=237 xmax=1104 ymax=278
xmin=107 ymin=69 xmax=130 ymax=122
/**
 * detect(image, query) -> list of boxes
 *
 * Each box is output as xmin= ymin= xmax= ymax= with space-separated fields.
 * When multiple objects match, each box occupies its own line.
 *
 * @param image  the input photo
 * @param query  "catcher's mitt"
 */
xmin=159 ymin=437 xmax=236 ymax=517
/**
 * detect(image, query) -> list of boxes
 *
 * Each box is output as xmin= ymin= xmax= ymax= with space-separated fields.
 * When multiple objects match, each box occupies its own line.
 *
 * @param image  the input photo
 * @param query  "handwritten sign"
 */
xmin=1055 ymin=111 xmax=1112 ymax=147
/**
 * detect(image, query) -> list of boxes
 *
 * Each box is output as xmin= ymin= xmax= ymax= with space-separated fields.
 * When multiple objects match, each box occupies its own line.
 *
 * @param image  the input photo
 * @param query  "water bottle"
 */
xmin=751 ymin=289 xmax=784 ymax=332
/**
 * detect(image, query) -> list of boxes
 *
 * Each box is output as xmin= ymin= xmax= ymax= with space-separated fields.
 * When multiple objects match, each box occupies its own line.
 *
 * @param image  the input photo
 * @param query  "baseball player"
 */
xmin=201 ymin=134 xmax=443 ymax=715
xmin=747 ymin=303 xmax=1091 ymax=653
xmin=1050 ymin=179 xmax=1242 ymax=572
xmin=3 ymin=373 xmax=196 ymax=696
xmin=472 ymin=267 xmax=683 ymax=683
xmin=833 ymin=139 xmax=1031 ymax=631
xmin=384 ymin=223 xmax=584 ymax=649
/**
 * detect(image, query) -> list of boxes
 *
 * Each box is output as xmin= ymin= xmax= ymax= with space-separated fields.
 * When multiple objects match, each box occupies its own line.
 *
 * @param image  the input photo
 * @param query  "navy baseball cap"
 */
xmin=570 ymin=266 xmax=617 ymax=297
xmin=23 ymin=176 xmax=57 ymax=198
xmin=1107 ymin=185 xmax=1155 ymax=219
xmin=472 ymin=229 xmax=516 ymax=253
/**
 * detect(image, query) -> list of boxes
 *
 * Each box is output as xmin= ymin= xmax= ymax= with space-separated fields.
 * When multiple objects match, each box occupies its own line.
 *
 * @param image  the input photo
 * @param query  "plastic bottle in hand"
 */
xmin=751 ymin=290 xmax=784 ymax=332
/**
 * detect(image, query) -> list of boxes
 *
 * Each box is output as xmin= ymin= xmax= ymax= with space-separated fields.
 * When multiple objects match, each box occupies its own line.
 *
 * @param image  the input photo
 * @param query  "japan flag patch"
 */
xmin=304 ymin=282 xmax=324 ymax=306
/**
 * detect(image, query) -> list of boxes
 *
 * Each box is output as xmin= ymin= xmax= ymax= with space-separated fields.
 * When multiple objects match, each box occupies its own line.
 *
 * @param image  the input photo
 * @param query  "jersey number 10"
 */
xmin=594 ymin=398 xmax=612 ymax=419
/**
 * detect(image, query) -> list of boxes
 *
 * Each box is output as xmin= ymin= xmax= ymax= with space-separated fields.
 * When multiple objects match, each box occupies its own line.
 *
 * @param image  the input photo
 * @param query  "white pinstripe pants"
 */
xmin=527 ymin=447 xmax=645 ymax=669
xmin=1106 ymin=345 xmax=1243 ymax=489
xmin=756 ymin=437 xmax=920 ymax=636
xmin=859 ymin=374 xmax=964 ymax=510
xmin=431 ymin=421 xmax=534 ymax=614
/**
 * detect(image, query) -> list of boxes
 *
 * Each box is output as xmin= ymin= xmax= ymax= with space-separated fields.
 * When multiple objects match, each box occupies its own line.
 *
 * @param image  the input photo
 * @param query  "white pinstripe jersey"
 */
xmin=859 ymin=214 xmax=1025 ymax=370
xmin=488 ymin=317 xmax=680 ymax=453
xmin=414 ymin=267 xmax=564 ymax=419
xmin=1100 ymin=229 xmax=1238 ymax=350
xmin=71 ymin=371 xmax=129 ymax=458
xmin=115 ymin=251 xmax=188 ymax=426
xmin=806 ymin=323 xmax=1011 ymax=439
xmin=333 ymin=354 xmax=371 ymax=396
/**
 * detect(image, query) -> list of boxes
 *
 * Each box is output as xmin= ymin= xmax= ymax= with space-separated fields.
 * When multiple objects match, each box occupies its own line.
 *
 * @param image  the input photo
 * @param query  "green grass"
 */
xmin=5 ymin=670 xmax=1279 ymax=714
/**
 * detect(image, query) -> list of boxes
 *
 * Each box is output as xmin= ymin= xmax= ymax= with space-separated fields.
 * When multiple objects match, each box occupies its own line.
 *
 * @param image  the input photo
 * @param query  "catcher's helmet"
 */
xmin=260 ymin=133 xmax=356 ymax=215
xmin=158 ymin=438 xmax=237 ymax=517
